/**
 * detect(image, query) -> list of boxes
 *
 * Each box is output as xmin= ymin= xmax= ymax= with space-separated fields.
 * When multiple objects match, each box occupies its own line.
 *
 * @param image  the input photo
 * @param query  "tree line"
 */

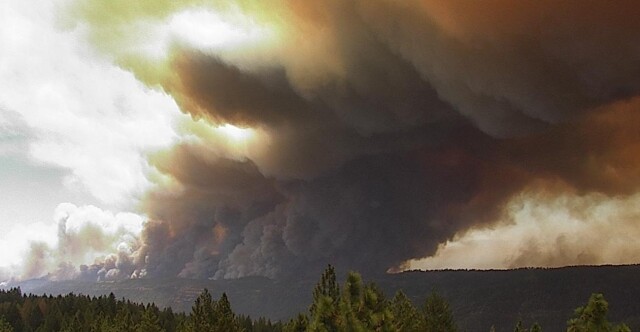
xmin=0 ymin=265 xmax=631 ymax=331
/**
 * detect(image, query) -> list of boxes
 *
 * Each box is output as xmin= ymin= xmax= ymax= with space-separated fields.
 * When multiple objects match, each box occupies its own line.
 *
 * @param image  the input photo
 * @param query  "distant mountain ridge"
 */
xmin=8 ymin=264 xmax=640 ymax=331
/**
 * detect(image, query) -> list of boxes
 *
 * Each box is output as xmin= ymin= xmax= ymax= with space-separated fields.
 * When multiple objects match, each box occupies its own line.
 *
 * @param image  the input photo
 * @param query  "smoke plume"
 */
xmin=0 ymin=204 xmax=144 ymax=282
xmin=19 ymin=0 xmax=640 ymax=280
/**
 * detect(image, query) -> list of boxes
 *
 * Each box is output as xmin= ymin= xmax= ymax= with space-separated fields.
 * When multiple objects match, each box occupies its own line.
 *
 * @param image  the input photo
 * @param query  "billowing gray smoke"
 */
xmin=64 ymin=0 xmax=640 ymax=279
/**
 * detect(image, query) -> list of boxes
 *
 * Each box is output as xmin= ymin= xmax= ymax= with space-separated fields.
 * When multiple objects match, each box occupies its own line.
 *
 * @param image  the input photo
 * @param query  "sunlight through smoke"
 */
xmin=141 ymin=8 xmax=274 ymax=59
xmin=216 ymin=124 xmax=254 ymax=142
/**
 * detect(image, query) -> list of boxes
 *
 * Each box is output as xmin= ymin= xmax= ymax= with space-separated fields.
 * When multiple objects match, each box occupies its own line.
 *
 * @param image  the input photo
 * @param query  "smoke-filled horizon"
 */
xmin=2 ymin=0 xmax=640 ymax=282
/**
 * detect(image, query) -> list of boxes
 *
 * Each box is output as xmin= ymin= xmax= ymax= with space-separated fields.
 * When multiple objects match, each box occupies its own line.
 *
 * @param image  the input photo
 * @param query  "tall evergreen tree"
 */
xmin=159 ymin=307 xmax=178 ymax=332
xmin=285 ymin=314 xmax=309 ymax=332
xmin=309 ymin=270 xmax=395 ymax=332
xmin=360 ymin=282 xmax=393 ymax=331
xmin=339 ymin=272 xmax=366 ymax=331
xmin=40 ymin=301 xmax=62 ymax=332
xmin=310 ymin=265 xmax=340 ymax=317
xmin=423 ymin=291 xmax=456 ymax=332
xmin=566 ymin=293 xmax=630 ymax=332
xmin=136 ymin=306 xmax=165 ymax=332
xmin=308 ymin=293 xmax=342 ymax=332
xmin=60 ymin=312 xmax=83 ymax=332
xmin=308 ymin=265 xmax=342 ymax=332
xmin=106 ymin=293 xmax=117 ymax=317
xmin=213 ymin=293 xmax=241 ymax=332
xmin=390 ymin=291 xmax=422 ymax=331
xmin=189 ymin=288 xmax=216 ymax=331
xmin=113 ymin=303 xmax=136 ymax=331
xmin=20 ymin=297 xmax=44 ymax=331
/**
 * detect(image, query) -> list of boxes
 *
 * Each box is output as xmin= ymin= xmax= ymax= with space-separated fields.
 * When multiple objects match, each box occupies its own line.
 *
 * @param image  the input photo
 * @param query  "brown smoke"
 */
xmin=64 ymin=0 xmax=640 ymax=279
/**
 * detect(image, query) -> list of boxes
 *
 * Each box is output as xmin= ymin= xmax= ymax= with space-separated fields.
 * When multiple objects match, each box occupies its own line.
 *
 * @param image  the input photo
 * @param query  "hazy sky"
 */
xmin=0 ymin=0 xmax=183 ymax=277
xmin=2 ymin=0 xmax=640 ymax=282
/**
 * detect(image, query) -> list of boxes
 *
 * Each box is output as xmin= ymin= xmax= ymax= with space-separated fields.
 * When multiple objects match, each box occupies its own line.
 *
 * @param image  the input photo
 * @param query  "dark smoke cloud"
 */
xmin=66 ymin=0 xmax=640 ymax=279
xmin=144 ymin=142 xmax=508 ymax=278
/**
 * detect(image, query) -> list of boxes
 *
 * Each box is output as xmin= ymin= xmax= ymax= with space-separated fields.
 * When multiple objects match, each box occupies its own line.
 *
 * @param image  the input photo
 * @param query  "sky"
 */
xmin=1 ymin=0 xmax=640 ymax=282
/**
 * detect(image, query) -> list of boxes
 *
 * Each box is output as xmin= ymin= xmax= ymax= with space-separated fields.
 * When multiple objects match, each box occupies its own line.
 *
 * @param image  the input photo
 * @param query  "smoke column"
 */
xmin=11 ymin=0 xmax=640 ymax=281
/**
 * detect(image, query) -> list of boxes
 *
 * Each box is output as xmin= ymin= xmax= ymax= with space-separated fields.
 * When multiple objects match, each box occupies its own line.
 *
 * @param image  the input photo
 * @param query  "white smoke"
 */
xmin=0 ymin=203 xmax=144 ymax=282
xmin=409 ymin=187 xmax=640 ymax=270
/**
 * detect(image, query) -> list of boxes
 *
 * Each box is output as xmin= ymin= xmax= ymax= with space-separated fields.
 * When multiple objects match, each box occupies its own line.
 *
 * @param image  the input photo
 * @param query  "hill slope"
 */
xmin=11 ymin=265 xmax=640 ymax=331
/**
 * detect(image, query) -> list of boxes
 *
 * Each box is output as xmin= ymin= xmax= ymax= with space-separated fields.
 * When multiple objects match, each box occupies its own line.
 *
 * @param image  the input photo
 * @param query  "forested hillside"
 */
xmin=11 ymin=265 xmax=640 ymax=331
xmin=0 ymin=265 xmax=635 ymax=331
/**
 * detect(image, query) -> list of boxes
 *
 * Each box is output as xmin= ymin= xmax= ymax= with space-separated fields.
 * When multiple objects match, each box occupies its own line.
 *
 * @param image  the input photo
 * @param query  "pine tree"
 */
xmin=238 ymin=314 xmax=253 ymax=332
xmin=423 ymin=290 xmax=456 ymax=332
xmin=106 ymin=293 xmax=117 ymax=317
xmin=40 ymin=301 xmax=63 ymax=332
xmin=309 ymin=269 xmax=395 ymax=332
xmin=113 ymin=303 xmax=136 ymax=331
xmin=339 ymin=272 xmax=366 ymax=331
xmin=343 ymin=272 xmax=363 ymax=313
xmin=361 ymin=282 xmax=393 ymax=331
xmin=96 ymin=316 xmax=120 ymax=332
xmin=159 ymin=307 xmax=178 ymax=332
xmin=390 ymin=291 xmax=422 ymax=331
xmin=136 ymin=306 xmax=165 ymax=332
xmin=213 ymin=293 xmax=241 ymax=332
xmin=189 ymin=288 xmax=216 ymax=331
xmin=309 ymin=265 xmax=342 ymax=332
xmin=20 ymin=297 xmax=44 ymax=331
xmin=310 ymin=265 xmax=340 ymax=314
xmin=285 ymin=314 xmax=309 ymax=332
xmin=60 ymin=312 xmax=83 ymax=332
xmin=566 ymin=293 xmax=630 ymax=332
xmin=309 ymin=293 xmax=342 ymax=331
